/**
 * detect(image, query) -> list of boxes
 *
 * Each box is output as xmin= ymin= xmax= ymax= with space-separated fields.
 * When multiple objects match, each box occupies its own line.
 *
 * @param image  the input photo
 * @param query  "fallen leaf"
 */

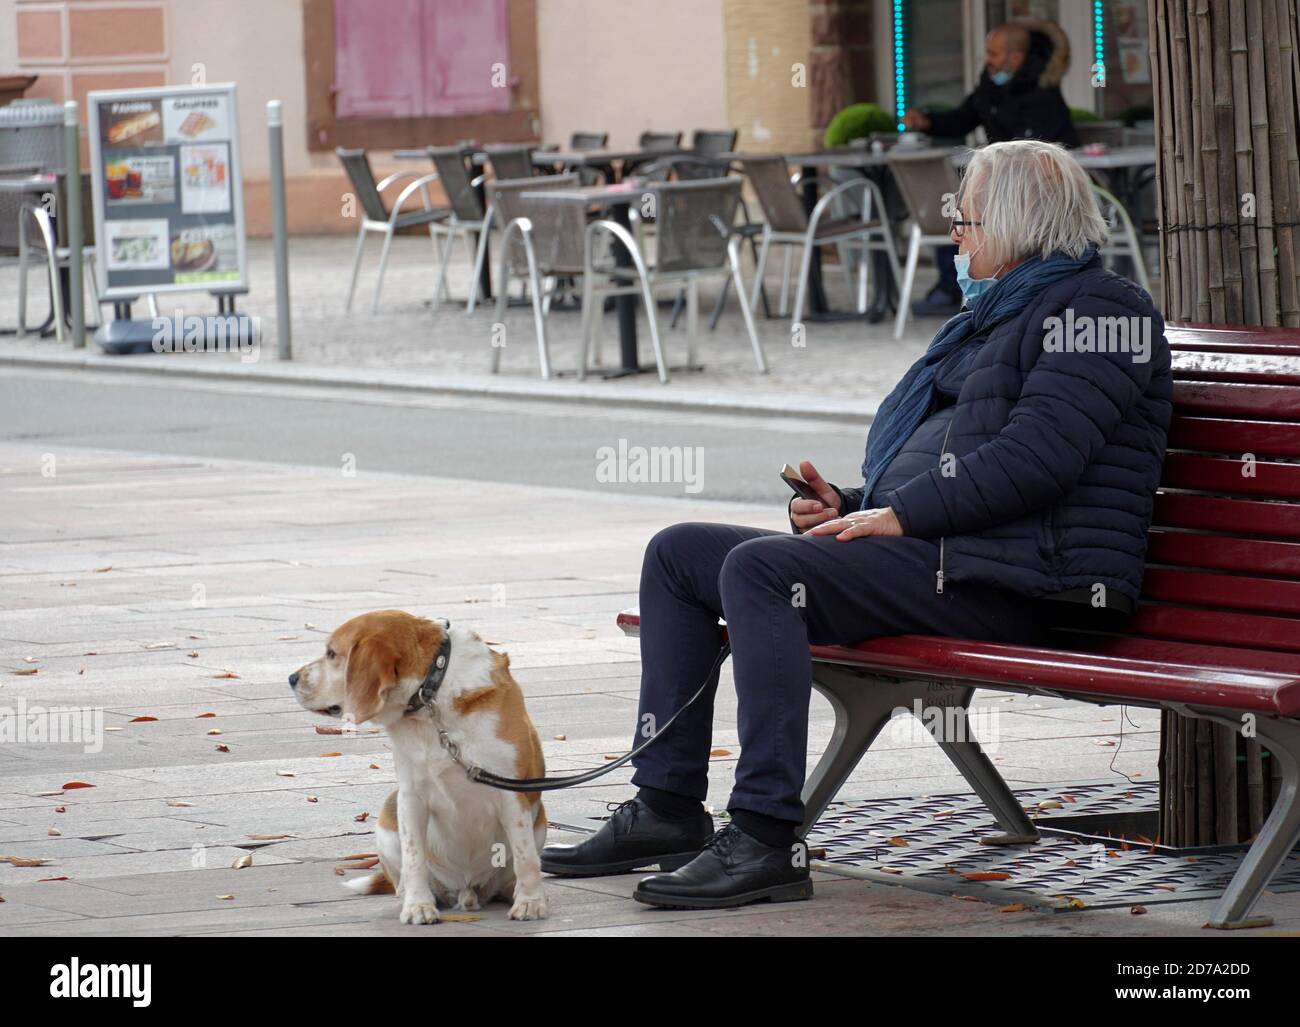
xmin=999 ymin=903 xmax=1027 ymax=913
xmin=142 ymin=643 xmax=172 ymax=651
xmin=212 ymin=671 xmax=240 ymax=680
xmin=11 ymin=668 xmax=38 ymax=676
xmin=368 ymin=764 xmax=380 ymax=770
xmin=440 ymin=913 xmax=481 ymax=922
xmin=22 ymin=656 xmax=37 ymax=664
xmin=216 ymin=894 xmax=235 ymax=901
xmin=78 ymin=669 xmax=84 ymax=676
xmin=962 ymin=871 xmax=1011 ymax=881
xmin=878 ymin=866 xmax=902 ymax=874
xmin=61 ymin=781 xmax=94 ymax=790
xmin=315 ymin=725 xmax=346 ymax=735
xmin=553 ymin=734 xmax=567 ymax=741
xmin=0 ymin=856 xmax=49 ymax=867
xmin=306 ymin=796 xmax=318 ymax=803
xmin=189 ymin=634 xmax=205 ymax=640
xmin=1153 ymin=884 xmax=1177 ymax=892
xmin=187 ymin=652 xmax=199 ymax=659
xmin=603 ymin=754 xmax=619 ymax=761
xmin=47 ymin=828 xmax=60 ymax=837
xmin=207 ymin=729 xmax=222 ymax=736
xmin=1067 ymin=897 xmax=1087 ymax=909
xmin=104 ymin=727 xmax=121 ymax=732
xmin=709 ymin=748 xmax=731 ymax=757
xmin=954 ymin=895 xmax=981 ymax=902
xmin=340 ymin=852 xmax=378 ymax=861
xmin=82 ymin=651 xmax=97 ymax=656
xmin=129 ymin=716 xmax=157 ymax=723
xmin=34 ymin=791 xmax=64 ymax=798
xmin=1037 ymin=800 xmax=1063 ymax=810
xmin=354 ymin=812 xmax=370 ymax=823
xmin=275 ymin=770 xmax=296 ymax=778
xmin=215 ymin=744 xmax=231 ymax=753
xmin=1093 ymin=739 xmax=1117 ymax=747
xmin=932 ymin=808 xmax=957 ymax=818
xmin=1061 ymin=794 xmax=1077 ymax=804
xmin=277 ymin=635 xmax=298 ymax=641
xmin=37 ymin=876 xmax=68 ymax=883
xmin=232 ymin=854 xmax=253 ymax=869
xmin=319 ymin=752 xmax=342 ymax=758
xmin=94 ymin=565 xmax=112 ymax=573
xmin=338 ymin=857 xmax=380 ymax=872
xmin=886 ymin=836 xmax=909 ymax=847
xmin=54 ymin=807 xmax=65 ymax=814
xmin=1130 ymin=905 xmax=1148 ymax=915
xmin=247 ymin=833 xmax=297 ymax=841
xmin=166 ymin=801 xmax=194 ymax=808
xmin=195 ymin=712 xmax=216 ymax=719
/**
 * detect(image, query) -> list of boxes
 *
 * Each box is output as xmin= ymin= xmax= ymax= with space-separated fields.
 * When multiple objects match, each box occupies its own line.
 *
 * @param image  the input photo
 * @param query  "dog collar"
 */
xmin=404 ymin=619 xmax=452 ymax=717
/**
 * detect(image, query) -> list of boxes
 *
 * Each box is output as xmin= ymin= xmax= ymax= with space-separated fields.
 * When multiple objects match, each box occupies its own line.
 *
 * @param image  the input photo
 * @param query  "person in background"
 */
xmin=904 ymin=20 xmax=1079 ymax=317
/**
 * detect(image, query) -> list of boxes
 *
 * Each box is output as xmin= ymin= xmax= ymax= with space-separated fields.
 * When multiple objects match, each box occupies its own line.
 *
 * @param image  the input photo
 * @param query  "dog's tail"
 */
xmin=342 ymin=869 xmax=395 ymax=895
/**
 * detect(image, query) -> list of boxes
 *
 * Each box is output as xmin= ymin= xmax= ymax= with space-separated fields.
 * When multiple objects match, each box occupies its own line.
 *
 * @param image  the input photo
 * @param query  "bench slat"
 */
xmin=1142 ymin=567 xmax=1300 ymax=615
xmin=1173 ymin=352 xmax=1300 ymax=386
xmin=1169 ymin=416 xmax=1300 ymax=457
xmin=1173 ymin=380 xmax=1300 ymax=418
xmin=1147 ymin=529 xmax=1300 ymax=575
xmin=1128 ymin=603 xmax=1300 ymax=652
xmin=1153 ymin=493 xmax=1300 ymax=538
xmin=1169 ymin=325 xmax=1300 ymax=356
xmin=811 ymin=635 xmax=1300 ymax=716
xmin=1160 ymin=453 xmax=1300 ymax=498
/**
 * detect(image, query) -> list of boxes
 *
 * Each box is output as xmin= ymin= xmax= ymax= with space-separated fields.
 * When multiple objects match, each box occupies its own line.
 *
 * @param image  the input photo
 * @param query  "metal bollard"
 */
xmin=267 ymin=100 xmax=292 ymax=361
xmin=64 ymin=100 xmax=84 ymax=348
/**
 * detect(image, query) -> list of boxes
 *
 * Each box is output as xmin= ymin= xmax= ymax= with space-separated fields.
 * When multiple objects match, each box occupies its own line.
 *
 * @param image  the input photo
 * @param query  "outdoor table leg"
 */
xmin=474 ymin=179 xmax=492 ymax=301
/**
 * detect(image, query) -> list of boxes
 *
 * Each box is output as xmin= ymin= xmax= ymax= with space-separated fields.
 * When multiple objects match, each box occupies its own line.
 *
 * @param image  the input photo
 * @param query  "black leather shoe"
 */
xmin=540 ymin=797 xmax=713 ymax=877
xmin=632 ymin=823 xmax=813 ymax=909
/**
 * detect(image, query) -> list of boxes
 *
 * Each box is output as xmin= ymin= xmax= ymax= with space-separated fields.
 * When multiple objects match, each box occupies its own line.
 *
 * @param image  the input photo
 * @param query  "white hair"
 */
xmin=958 ymin=139 xmax=1108 ymax=265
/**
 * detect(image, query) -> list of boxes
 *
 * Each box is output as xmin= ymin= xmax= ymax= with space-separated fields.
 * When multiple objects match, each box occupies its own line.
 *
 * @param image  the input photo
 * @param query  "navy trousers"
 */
xmin=630 ymin=522 xmax=1049 ymax=823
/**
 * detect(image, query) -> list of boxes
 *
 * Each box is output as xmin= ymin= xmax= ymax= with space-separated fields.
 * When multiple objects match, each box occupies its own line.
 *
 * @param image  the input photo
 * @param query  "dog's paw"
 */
xmin=509 ymin=893 xmax=548 ymax=921
xmin=399 ymin=898 xmax=441 ymax=925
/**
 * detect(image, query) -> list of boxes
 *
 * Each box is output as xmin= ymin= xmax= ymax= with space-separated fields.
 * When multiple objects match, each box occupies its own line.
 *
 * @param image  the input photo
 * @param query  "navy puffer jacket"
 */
xmin=834 ymin=258 xmax=1172 ymax=604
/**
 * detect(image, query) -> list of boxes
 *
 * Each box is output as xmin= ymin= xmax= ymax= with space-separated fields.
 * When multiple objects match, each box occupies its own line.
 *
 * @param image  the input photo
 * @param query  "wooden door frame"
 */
xmin=302 ymin=0 xmax=540 ymax=152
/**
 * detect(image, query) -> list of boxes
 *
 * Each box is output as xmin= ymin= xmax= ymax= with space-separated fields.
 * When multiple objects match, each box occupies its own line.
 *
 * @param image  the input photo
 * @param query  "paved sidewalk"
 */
xmin=0 ymin=235 xmax=943 ymax=418
xmin=0 ymin=443 xmax=1293 ymax=936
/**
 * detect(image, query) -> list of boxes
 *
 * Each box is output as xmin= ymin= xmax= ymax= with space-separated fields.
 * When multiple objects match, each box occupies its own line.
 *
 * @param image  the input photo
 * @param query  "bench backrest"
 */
xmin=1134 ymin=328 xmax=1300 ymax=655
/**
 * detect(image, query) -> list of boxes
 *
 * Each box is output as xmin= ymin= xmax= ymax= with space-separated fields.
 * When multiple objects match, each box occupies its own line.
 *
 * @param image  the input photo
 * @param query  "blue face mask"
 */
xmin=954 ymin=252 xmax=999 ymax=303
xmin=991 ymin=69 xmax=1013 ymax=86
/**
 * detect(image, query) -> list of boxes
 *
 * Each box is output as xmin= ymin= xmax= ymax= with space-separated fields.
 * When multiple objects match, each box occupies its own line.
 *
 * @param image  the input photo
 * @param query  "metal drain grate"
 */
xmin=807 ymin=780 xmax=1300 ymax=911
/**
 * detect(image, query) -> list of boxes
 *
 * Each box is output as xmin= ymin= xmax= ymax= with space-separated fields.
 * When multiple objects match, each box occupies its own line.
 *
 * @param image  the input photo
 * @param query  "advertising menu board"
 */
xmin=88 ymin=83 xmax=247 ymax=300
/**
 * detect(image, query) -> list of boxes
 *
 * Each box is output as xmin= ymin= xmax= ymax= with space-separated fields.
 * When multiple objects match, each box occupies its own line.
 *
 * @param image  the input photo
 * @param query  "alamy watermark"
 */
xmin=595 ymin=439 xmax=704 ymax=494
xmin=151 ymin=310 xmax=260 ymax=362
xmin=1042 ymin=310 xmax=1152 ymax=364
xmin=0 ymin=700 xmax=104 ymax=754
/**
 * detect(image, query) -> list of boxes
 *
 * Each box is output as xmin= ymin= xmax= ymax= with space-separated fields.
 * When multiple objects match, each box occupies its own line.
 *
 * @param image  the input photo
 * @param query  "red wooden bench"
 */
xmin=617 ymin=325 xmax=1300 ymax=930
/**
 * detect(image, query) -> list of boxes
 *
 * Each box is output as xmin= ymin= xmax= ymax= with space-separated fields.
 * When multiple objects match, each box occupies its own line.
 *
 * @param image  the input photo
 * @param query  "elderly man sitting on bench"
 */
xmin=541 ymin=139 xmax=1173 ymax=911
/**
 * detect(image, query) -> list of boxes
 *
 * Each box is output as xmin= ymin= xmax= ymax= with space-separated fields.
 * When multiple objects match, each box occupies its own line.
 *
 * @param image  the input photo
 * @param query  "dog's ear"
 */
xmin=345 ymin=635 xmax=399 ymax=724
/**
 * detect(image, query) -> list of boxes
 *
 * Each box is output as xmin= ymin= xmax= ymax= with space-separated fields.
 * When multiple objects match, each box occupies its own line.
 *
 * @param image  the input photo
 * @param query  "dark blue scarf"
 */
xmin=859 ymin=246 xmax=1099 ymax=509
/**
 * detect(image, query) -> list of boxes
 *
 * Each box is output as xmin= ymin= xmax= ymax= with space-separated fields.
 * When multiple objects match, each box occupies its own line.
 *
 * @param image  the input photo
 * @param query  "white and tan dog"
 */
xmin=290 ymin=610 xmax=547 ymax=923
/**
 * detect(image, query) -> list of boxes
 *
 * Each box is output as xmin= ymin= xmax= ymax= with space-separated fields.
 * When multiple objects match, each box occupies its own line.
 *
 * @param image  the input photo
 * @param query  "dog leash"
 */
xmin=405 ymin=621 xmax=732 ymax=793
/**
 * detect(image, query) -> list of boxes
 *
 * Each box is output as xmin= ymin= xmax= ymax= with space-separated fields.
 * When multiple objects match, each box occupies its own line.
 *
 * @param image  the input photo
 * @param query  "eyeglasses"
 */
xmin=950 ymin=217 xmax=983 ymax=240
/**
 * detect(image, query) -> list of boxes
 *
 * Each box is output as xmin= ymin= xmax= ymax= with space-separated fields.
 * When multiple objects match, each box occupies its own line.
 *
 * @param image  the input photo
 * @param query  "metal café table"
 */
xmin=530 ymin=148 xmax=683 ymax=182
xmin=520 ymin=179 xmax=658 ymax=378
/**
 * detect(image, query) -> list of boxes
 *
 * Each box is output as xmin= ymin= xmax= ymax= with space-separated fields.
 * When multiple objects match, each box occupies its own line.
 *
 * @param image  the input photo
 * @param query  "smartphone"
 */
xmin=780 ymin=463 xmax=824 ymax=504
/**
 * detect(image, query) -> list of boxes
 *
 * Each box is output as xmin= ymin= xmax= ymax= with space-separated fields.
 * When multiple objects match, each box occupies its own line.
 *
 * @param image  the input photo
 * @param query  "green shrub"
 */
xmin=1069 ymin=106 xmax=1101 ymax=123
xmin=824 ymin=103 xmax=897 ymax=148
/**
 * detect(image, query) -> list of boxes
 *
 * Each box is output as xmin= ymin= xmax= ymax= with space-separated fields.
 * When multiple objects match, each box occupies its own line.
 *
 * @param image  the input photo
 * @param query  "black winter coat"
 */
xmin=832 ymin=257 xmax=1171 ymax=607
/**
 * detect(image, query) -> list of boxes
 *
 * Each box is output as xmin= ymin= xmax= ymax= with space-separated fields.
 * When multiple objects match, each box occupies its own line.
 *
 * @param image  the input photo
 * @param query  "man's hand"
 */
xmin=789 ymin=460 xmax=843 ymax=533
xmin=806 ymin=506 xmax=904 ymax=541
xmin=903 ymin=109 xmax=931 ymax=132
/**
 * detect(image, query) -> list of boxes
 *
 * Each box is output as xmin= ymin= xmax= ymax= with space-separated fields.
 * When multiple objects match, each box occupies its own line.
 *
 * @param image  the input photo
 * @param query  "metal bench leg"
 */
xmin=934 ymin=713 xmax=1040 ymax=846
xmin=800 ymin=666 xmax=908 ymax=837
xmin=1205 ymin=714 xmax=1300 ymax=930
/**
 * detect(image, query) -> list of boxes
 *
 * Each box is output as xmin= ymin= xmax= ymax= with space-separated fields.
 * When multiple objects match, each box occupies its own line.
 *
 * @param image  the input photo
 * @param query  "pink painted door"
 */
xmin=334 ymin=0 xmax=511 ymax=119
